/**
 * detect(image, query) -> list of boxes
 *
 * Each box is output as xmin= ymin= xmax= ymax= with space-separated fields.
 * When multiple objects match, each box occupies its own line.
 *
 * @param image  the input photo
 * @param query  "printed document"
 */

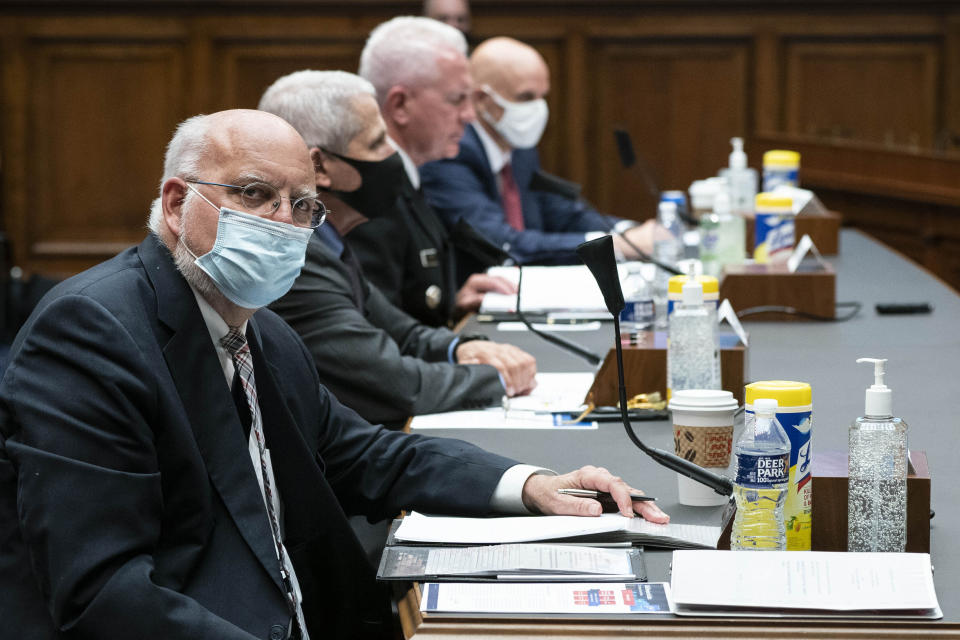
xmin=420 ymin=581 xmax=673 ymax=615
xmin=394 ymin=512 xmax=720 ymax=550
xmin=671 ymin=550 xmax=941 ymax=618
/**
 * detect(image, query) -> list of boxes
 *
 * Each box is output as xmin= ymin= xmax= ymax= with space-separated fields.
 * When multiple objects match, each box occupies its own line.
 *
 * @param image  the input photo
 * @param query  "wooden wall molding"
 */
xmin=1 ymin=2 xmax=958 ymax=292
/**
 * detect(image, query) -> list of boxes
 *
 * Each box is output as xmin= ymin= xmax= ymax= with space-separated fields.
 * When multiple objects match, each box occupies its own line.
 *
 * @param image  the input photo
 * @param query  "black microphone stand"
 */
xmin=577 ymin=235 xmax=733 ymax=497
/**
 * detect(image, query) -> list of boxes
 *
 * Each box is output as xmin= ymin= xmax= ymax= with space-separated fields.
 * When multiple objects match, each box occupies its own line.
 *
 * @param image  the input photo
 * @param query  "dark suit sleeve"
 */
xmin=0 ymin=294 xmax=258 ymax=639
xmin=421 ymin=154 xmax=595 ymax=265
xmin=344 ymin=216 xmax=406 ymax=308
xmin=271 ymin=245 xmax=503 ymax=425
xmin=310 ymin=380 xmax=520 ymax=523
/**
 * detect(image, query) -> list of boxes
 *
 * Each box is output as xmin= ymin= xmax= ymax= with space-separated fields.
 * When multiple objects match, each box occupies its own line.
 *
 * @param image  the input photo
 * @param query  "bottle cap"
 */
xmin=755 ymin=192 xmax=793 ymax=211
xmin=667 ymin=274 xmax=719 ymax=295
xmin=763 ymin=149 xmax=801 ymax=168
xmin=857 ymin=357 xmax=892 ymax=417
xmin=745 ymin=380 xmax=812 ymax=407
xmin=754 ymin=398 xmax=778 ymax=415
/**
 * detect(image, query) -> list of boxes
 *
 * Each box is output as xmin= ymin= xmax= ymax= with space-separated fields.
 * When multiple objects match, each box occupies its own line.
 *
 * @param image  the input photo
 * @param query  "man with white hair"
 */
xmin=421 ymin=36 xmax=664 ymax=265
xmin=0 ymin=109 xmax=668 ymax=639
xmin=259 ymin=69 xmax=537 ymax=426
xmin=349 ymin=16 xmax=503 ymax=327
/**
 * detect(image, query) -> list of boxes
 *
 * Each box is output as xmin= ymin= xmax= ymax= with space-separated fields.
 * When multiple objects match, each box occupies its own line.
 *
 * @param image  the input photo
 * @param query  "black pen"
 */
xmin=557 ymin=488 xmax=656 ymax=502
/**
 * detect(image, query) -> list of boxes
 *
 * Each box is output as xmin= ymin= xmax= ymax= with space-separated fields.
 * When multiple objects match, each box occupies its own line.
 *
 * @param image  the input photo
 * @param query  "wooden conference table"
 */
xmin=396 ymin=230 xmax=960 ymax=639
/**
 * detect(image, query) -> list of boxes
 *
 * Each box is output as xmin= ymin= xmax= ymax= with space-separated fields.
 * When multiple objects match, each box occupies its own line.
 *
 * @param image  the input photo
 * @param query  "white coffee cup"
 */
xmin=667 ymin=389 xmax=739 ymax=506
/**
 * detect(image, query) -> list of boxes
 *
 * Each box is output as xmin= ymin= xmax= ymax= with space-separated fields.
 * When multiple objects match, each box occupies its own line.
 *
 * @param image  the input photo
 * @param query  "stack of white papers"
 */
xmin=670 ymin=550 xmax=942 ymax=619
xmin=481 ymin=263 xmax=651 ymax=315
xmin=409 ymin=372 xmax=597 ymax=431
xmin=395 ymin=512 xmax=720 ymax=550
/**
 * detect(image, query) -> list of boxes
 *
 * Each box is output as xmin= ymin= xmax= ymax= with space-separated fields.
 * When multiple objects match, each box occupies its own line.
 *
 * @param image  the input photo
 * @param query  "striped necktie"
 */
xmin=220 ymin=328 xmax=309 ymax=639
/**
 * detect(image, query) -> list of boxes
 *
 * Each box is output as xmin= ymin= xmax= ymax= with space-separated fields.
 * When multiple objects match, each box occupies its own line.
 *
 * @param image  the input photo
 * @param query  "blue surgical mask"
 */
xmin=181 ymin=187 xmax=313 ymax=308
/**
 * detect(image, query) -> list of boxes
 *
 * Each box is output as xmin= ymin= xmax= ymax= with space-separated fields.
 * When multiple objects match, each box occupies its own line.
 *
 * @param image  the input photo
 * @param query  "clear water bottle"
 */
xmin=620 ymin=265 xmax=655 ymax=335
xmin=666 ymin=281 xmax=720 ymax=395
xmin=848 ymin=358 xmax=908 ymax=552
xmin=699 ymin=211 xmax=721 ymax=278
xmin=712 ymin=190 xmax=746 ymax=270
xmin=732 ymin=398 xmax=791 ymax=551
xmin=653 ymin=200 xmax=683 ymax=328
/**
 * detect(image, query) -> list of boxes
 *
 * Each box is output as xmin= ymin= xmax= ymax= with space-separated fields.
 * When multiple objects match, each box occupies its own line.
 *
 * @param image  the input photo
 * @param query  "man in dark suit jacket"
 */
xmin=351 ymin=16 xmax=515 ymax=327
xmin=420 ymin=37 xmax=662 ymax=265
xmin=260 ymin=70 xmax=537 ymax=426
xmin=0 ymin=109 xmax=668 ymax=640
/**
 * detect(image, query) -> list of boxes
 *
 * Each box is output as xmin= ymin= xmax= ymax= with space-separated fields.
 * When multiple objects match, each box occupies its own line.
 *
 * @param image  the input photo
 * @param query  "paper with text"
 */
xmin=420 ymin=581 xmax=672 ymax=614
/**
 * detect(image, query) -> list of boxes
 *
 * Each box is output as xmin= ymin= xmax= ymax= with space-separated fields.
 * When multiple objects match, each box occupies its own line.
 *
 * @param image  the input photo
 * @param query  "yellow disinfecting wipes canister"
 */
xmin=745 ymin=381 xmax=813 ymax=551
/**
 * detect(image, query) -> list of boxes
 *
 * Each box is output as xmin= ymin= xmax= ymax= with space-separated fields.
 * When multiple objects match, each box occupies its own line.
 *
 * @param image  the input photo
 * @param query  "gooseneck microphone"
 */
xmin=451 ymin=219 xmax=602 ymax=366
xmin=576 ymin=235 xmax=733 ymax=496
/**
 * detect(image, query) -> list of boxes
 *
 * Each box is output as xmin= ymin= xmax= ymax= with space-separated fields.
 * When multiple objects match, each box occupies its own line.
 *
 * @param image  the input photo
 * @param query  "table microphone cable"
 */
xmin=736 ymin=301 xmax=862 ymax=322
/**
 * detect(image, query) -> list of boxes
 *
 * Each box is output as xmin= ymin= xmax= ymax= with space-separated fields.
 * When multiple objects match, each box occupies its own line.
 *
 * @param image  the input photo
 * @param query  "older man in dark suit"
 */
xmin=420 ymin=37 xmax=663 ymax=265
xmin=260 ymin=70 xmax=537 ymax=426
xmin=0 ymin=109 xmax=667 ymax=640
xmin=351 ymin=16 xmax=515 ymax=327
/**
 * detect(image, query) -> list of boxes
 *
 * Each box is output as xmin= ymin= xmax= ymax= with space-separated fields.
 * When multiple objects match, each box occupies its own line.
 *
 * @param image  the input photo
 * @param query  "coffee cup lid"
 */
xmin=668 ymin=389 xmax=739 ymax=413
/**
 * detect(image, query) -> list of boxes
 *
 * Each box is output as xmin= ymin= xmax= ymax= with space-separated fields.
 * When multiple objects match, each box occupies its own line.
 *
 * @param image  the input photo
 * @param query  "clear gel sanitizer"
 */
xmin=847 ymin=357 xmax=908 ymax=552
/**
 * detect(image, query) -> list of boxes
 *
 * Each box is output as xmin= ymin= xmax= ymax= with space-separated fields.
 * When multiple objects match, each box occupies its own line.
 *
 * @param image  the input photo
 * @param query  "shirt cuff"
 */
xmin=488 ymin=464 xmax=557 ymax=514
xmin=612 ymin=219 xmax=637 ymax=234
xmin=447 ymin=336 xmax=461 ymax=364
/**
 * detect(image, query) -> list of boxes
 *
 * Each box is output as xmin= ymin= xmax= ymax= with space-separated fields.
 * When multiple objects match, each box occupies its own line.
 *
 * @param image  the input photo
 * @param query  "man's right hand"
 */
xmin=456 ymin=341 xmax=537 ymax=397
xmin=612 ymin=220 xmax=671 ymax=260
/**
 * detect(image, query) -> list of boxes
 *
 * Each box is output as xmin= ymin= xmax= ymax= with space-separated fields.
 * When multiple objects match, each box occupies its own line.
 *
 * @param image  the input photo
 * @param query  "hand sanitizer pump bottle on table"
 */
xmin=732 ymin=398 xmax=791 ymax=550
xmin=666 ymin=281 xmax=720 ymax=398
xmin=848 ymin=357 xmax=908 ymax=552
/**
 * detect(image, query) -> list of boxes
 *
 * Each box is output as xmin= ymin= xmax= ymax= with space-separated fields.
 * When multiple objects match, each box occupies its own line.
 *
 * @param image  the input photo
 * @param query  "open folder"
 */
xmin=392 ymin=512 xmax=720 ymax=550
xmin=377 ymin=543 xmax=646 ymax=582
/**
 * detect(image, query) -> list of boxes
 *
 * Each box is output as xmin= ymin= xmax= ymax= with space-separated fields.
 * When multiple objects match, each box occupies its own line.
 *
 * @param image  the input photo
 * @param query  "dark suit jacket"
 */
xmin=420 ymin=125 xmax=615 ymax=265
xmin=270 ymin=232 xmax=503 ymax=426
xmin=0 ymin=235 xmax=516 ymax=640
xmin=346 ymin=173 xmax=457 ymax=327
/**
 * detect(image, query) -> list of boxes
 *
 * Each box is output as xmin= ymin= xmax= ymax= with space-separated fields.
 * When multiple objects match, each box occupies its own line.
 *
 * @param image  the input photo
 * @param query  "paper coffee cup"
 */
xmin=667 ymin=389 xmax=738 ymax=506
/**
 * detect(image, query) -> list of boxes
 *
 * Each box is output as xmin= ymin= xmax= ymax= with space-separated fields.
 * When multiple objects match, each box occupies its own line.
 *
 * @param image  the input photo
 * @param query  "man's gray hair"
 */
xmin=258 ymin=70 xmax=375 ymax=154
xmin=147 ymin=114 xmax=211 ymax=235
xmin=359 ymin=16 xmax=467 ymax=105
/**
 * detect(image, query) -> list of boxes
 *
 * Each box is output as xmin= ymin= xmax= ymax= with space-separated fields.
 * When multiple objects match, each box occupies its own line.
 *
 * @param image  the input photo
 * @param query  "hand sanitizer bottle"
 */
xmin=847 ymin=357 xmax=908 ymax=552
xmin=726 ymin=137 xmax=758 ymax=216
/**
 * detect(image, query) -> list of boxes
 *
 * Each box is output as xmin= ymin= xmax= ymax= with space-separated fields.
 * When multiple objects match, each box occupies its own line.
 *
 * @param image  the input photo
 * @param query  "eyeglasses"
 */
xmin=185 ymin=179 xmax=326 ymax=229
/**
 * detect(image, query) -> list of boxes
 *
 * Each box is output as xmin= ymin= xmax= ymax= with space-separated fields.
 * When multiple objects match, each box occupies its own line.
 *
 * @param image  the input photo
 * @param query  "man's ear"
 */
xmin=382 ymin=85 xmax=410 ymax=126
xmin=160 ymin=178 xmax=188 ymax=237
xmin=311 ymin=147 xmax=333 ymax=189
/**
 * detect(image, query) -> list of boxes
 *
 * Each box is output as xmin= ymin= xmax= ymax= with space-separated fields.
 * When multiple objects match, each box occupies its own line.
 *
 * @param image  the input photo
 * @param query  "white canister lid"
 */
xmin=668 ymin=389 xmax=739 ymax=413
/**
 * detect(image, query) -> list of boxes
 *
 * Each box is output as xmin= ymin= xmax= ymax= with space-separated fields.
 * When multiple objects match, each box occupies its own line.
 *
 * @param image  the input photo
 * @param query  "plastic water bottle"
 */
xmin=848 ymin=358 xmax=908 ymax=552
xmin=653 ymin=200 xmax=683 ymax=328
xmin=620 ymin=265 xmax=655 ymax=335
xmin=712 ymin=190 xmax=746 ymax=270
xmin=666 ymin=281 xmax=720 ymax=396
xmin=732 ymin=398 xmax=791 ymax=550
xmin=698 ymin=210 xmax=721 ymax=278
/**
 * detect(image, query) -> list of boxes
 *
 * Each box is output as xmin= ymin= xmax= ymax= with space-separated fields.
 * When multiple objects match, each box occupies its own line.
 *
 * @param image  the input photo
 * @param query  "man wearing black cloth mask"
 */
xmin=260 ymin=70 xmax=537 ymax=428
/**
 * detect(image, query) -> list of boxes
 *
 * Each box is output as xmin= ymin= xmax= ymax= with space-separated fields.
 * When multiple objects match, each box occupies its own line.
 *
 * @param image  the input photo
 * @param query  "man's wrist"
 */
xmin=454 ymin=333 xmax=490 ymax=362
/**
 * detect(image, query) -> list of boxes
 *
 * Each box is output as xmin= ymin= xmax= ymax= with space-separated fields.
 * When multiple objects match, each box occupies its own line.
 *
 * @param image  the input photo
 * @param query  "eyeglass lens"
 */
xmin=240 ymin=182 xmax=325 ymax=228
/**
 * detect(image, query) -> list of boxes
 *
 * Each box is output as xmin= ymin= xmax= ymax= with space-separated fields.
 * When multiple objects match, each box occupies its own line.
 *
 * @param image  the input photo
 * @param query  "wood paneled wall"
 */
xmin=2 ymin=1 xmax=959 ymax=289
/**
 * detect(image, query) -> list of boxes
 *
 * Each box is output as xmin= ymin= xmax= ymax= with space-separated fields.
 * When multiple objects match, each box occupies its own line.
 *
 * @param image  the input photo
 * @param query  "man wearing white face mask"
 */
xmin=421 ymin=36 xmax=663 ymax=265
xmin=0 ymin=109 xmax=669 ymax=640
